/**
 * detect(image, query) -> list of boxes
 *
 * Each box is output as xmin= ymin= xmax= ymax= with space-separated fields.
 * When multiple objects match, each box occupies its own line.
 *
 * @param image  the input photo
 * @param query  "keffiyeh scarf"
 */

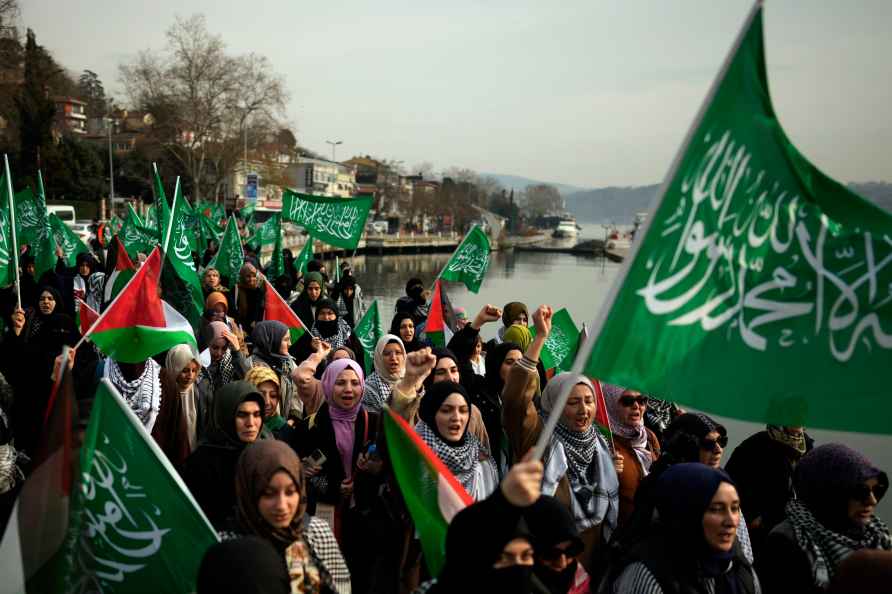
xmin=362 ymin=371 xmax=393 ymax=413
xmin=206 ymin=348 xmax=235 ymax=393
xmin=544 ymin=417 xmax=619 ymax=534
xmin=105 ymin=358 xmax=161 ymax=427
xmin=416 ymin=420 xmax=481 ymax=495
xmin=786 ymin=498 xmax=892 ymax=588
xmin=311 ymin=318 xmax=352 ymax=350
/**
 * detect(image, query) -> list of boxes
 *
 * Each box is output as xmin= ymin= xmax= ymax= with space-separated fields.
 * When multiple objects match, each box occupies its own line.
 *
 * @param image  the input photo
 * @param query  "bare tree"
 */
xmin=0 ymin=0 xmax=19 ymax=31
xmin=119 ymin=14 xmax=288 ymax=201
xmin=525 ymin=183 xmax=563 ymax=216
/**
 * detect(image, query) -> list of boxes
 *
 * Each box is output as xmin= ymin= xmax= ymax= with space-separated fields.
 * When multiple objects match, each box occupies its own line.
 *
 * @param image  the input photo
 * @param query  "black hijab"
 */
xmin=423 ymin=347 xmax=460 ymax=391
xmin=251 ymin=321 xmax=291 ymax=374
xmin=204 ymin=380 xmax=265 ymax=449
xmin=419 ymin=380 xmax=471 ymax=446
xmin=484 ymin=341 xmax=522 ymax=396
xmin=391 ymin=311 xmax=422 ymax=352
xmin=524 ymin=495 xmax=583 ymax=594
xmin=197 ymin=536 xmax=289 ymax=594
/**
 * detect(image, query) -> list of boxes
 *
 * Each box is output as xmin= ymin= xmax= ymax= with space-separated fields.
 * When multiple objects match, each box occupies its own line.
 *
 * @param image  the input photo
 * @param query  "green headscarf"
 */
xmin=503 ymin=324 xmax=533 ymax=351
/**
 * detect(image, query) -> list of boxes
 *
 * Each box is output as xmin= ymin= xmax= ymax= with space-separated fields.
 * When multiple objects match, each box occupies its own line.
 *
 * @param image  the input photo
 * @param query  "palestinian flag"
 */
xmin=591 ymin=378 xmax=613 ymax=442
xmin=424 ymin=279 xmax=457 ymax=347
xmin=382 ymin=407 xmax=472 ymax=576
xmin=263 ymin=277 xmax=308 ymax=343
xmin=84 ymin=247 xmax=197 ymax=363
xmin=102 ymin=235 xmax=137 ymax=306
xmin=77 ymin=299 xmax=99 ymax=336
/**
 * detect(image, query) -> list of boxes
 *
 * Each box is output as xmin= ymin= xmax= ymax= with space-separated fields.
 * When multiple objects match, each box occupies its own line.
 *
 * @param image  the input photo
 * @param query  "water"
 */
xmin=341 ymin=223 xmax=891 ymax=517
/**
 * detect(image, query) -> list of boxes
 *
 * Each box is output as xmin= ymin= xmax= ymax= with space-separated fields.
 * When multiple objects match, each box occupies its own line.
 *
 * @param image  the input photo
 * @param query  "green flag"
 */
xmin=281 ymin=190 xmax=373 ymax=249
xmin=267 ymin=216 xmax=285 ymax=279
xmin=582 ymin=4 xmax=892 ymax=434
xmin=531 ymin=308 xmax=580 ymax=372
xmin=48 ymin=378 xmax=217 ymax=592
xmin=153 ymin=163 xmax=171 ymax=241
xmin=208 ymin=215 xmax=244 ymax=288
xmin=293 ymin=236 xmax=314 ymax=276
xmin=0 ymin=172 xmax=15 ymax=287
xmin=119 ymin=210 xmax=158 ymax=259
xmin=161 ymin=177 xmax=204 ymax=328
xmin=127 ymin=202 xmax=144 ymax=226
xmin=438 ymin=225 xmax=491 ymax=293
xmin=47 ymin=213 xmax=88 ymax=268
xmin=247 ymin=213 xmax=281 ymax=252
xmin=355 ymin=299 xmax=383 ymax=371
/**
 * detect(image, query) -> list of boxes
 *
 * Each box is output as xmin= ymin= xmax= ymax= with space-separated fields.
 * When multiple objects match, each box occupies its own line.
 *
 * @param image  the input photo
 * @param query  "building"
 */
xmin=289 ymin=158 xmax=356 ymax=198
xmin=53 ymin=97 xmax=87 ymax=135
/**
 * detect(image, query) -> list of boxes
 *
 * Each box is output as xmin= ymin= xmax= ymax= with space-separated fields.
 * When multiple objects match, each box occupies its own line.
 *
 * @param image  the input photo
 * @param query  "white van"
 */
xmin=47 ymin=205 xmax=77 ymax=225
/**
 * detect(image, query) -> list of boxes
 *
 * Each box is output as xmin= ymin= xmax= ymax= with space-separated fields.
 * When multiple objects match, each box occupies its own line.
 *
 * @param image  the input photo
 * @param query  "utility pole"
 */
xmin=325 ymin=139 xmax=342 ymax=162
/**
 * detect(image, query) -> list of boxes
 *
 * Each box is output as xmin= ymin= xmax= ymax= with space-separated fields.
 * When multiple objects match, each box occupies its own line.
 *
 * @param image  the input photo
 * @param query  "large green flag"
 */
xmin=153 ymin=163 xmax=171 ymax=241
xmin=208 ymin=215 xmax=244 ymax=288
xmin=531 ymin=308 xmax=580 ymax=373
xmin=161 ymin=178 xmax=204 ymax=328
xmin=119 ymin=207 xmax=158 ymax=259
xmin=0 ymin=171 xmax=15 ymax=287
xmin=50 ymin=378 xmax=217 ymax=592
xmin=438 ymin=225 xmax=491 ymax=293
xmin=281 ymin=189 xmax=372 ymax=249
xmin=27 ymin=172 xmax=57 ymax=279
xmin=246 ymin=212 xmax=281 ymax=252
xmin=355 ymin=299 xmax=383 ymax=371
xmin=293 ymin=236 xmax=314 ymax=276
xmin=582 ymin=4 xmax=892 ymax=434
xmin=48 ymin=213 xmax=89 ymax=268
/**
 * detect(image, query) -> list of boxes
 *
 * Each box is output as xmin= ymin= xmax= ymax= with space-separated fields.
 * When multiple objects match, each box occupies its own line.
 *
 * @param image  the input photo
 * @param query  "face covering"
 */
xmin=534 ymin=560 xmax=577 ymax=594
xmin=483 ymin=565 xmax=533 ymax=594
xmin=315 ymin=319 xmax=339 ymax=337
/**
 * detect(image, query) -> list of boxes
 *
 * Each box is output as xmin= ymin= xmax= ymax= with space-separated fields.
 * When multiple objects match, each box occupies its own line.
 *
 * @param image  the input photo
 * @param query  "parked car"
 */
xmin=47 ymin=205 xmax=76 ymax=224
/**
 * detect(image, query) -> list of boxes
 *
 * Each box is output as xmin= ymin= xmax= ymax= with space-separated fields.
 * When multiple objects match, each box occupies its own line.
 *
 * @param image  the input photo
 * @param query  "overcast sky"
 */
xmin=20 ymin=0 xmax=892 ymax=188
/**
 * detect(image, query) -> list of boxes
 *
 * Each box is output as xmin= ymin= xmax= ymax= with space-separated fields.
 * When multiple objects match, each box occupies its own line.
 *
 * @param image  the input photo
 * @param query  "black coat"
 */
xmin=724 ymin=430 xmax=813 ymax=554
xmin=758 ymin=520 xmax=821 ymax=594
xmin=289 ymin=402 xmax=381 ymax=511
xmin=180 ymin=444 xmax=245 ymax=530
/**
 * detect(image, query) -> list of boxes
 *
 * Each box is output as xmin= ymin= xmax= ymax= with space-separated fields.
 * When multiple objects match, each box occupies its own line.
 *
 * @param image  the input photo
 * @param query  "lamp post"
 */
xmin=106 ymin=116 xmax=115 ymax=213
xmin=325 ymin=140 xmax=342 ymax=162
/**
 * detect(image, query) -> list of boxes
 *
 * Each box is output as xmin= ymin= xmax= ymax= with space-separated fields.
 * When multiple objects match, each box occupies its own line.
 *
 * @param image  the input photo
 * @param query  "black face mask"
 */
xmin=534 ymin=560 xmax=577 ymax=594
xmin=483 ymin=565 xmax=533 ymax=594
xmin=407 ymin=284 xmax=424 ymax=301
xmin=315 ymin=319 xmax=338 ymax=337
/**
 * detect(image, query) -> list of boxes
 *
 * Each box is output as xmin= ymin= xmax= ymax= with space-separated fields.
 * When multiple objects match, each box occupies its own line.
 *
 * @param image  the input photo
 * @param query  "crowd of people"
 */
xmin=0 ymin=236 xmax=890 ymax=594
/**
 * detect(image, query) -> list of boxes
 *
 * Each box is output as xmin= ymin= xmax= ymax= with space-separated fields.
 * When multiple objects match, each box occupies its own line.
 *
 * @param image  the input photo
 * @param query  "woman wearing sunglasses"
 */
xmin=760 ymin=444 xmax=891 ymax=594
xmin=603 ymin=386 xmax=661 ymax=529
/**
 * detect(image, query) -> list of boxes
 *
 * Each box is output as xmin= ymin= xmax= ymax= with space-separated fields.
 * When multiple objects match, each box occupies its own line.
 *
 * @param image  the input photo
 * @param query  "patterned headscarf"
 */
xmin=603 ymin=383 xmax=653 ymax=473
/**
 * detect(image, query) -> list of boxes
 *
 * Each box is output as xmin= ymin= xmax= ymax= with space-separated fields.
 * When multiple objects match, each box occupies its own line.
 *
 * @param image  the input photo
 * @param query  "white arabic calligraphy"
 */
xmin=637 ymin=130 xmax=892 ymax=363
xmin=286 ymin=196 xmax=364 ymax=242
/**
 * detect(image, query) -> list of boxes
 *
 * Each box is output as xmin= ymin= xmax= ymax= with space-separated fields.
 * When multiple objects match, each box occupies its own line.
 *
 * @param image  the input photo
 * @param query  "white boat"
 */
xmin=552 ymin=218 xmax=578 ymax=239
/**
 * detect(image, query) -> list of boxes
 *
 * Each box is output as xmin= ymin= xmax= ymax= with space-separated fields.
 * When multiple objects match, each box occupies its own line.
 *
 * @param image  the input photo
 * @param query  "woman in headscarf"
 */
xmin=602 ymin=384 xmax=660 ymax=528
xmin=250 ymin=320 xmax=300 ymax=421
xmin=331 ymin=275 xmax=364 ymax=329
xmin=71 ymin=252 xmax=105 ymax=313
xmin=361 ymin=334 xmax=405 ymax=413
xmin=152 ymin=345 xmax=204 ymax=468
xmin=502 ymin=305 xmax=619 ymax=574
xmin=199 ymin=291 xmax=246 ymax=353
xmin=291 ymin=271 xmax=326 ymax=328
xmin=394 ymin=277 xmax=429 ymax=326
xmin=725 ymin=423 xmax=815 ymax=557
xmin=225 ymin=440 xmax=351 ymax=594
xmin=524 ymin=495 xmax=587 ymax=594
xmin=103 ymin=357 xmax=163 ymax=432
xmin=760 ymin=444 xmax=891 ymax=594
xmin=197 ymin=321 xmax=251 ymax=418
xmin=291 ymin=358 xmax=383 ymax=589
xmin=390 ymin=311 xmax=424 ymax=353
xmin=245 ymin=366 xmax=287 ymax=434
xmin=202 ymin=267 xmax=229 ymax=299
xmin=416 ymin=380 xmax=498 ymax=501
xmin=236 ymin=263 xmax=265 ymax=332
xmin=310 ymin=298 xmax=352 ymax=351
xmin=1 ymin=286 xmax=77 ymax=457
xmin=181 ymin=380 xmax=266 ymax=529
xmin=608 ymin=463 xmax=759 ymax=594
xmin=497 ymin=301 xmax=529 ymax=343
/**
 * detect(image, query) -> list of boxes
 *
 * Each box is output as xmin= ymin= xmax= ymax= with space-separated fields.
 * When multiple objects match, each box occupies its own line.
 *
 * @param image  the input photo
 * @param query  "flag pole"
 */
xmin=161 ymin=176 xmax=180 ymax=255
xmin=530 ymin=0 xmax=764 ymax=461
xmin=4 ymin=155 xmax=20 ymax=308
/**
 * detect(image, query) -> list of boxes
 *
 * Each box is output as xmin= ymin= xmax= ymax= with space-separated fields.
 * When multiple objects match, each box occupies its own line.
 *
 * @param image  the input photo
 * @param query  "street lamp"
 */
xmin=325 ymin=140 xmax=342 ymax=162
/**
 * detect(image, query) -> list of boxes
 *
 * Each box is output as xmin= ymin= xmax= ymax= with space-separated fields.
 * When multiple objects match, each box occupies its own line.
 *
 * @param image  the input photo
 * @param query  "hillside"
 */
xmin=480 ymin=173 xmax=588 ymax=196
xmin=564 ymin=181 xmax=892 ymax=224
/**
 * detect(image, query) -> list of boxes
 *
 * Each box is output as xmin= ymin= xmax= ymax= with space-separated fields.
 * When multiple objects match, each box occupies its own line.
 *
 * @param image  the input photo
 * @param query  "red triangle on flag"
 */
xmin=93 ymin=248 xmax=165 ymax=332
xmin=264 ymin=279 xmax=307 ymax=339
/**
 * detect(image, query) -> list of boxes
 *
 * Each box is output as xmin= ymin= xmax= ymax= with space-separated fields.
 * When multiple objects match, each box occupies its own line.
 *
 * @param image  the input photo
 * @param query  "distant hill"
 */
xmin=564 ymin=181 xmax=892 ymax=224
xmin=564 ymin=185 xmax=660 ymax=224
xmin=480 ymin=173 xmax=588 ymax=197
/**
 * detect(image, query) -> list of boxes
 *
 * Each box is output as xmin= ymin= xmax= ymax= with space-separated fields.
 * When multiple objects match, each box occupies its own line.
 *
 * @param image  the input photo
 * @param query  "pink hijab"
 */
xmin=321 ymin=359 xmax=365 ymax=480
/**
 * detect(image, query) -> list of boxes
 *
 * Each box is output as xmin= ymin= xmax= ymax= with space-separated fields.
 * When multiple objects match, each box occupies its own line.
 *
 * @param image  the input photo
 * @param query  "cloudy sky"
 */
xmin=20 ymin=0 xmax=891 ymax=188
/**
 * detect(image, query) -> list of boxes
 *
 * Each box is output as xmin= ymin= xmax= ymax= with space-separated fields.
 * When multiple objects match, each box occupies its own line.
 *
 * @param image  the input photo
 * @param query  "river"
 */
xmin=346 ymin=222 xmax=891 ymax=517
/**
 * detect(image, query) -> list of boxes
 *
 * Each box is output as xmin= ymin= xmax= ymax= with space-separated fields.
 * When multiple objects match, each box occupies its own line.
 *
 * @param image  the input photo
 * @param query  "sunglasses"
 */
xmin=851 ymin=482 xmax=888 ymax=503
xmin=539 ymin=542 xmax=583 ymax=562
xmin=619 ymin=395 xmax=648 ymax=407
xmin=700 ymin=435 xmax=729 ymax=451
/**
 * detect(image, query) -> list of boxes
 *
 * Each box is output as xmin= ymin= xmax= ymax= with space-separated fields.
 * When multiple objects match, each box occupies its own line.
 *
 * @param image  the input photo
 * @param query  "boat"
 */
xmin=552 ymin=217 xmax=578 ymax=239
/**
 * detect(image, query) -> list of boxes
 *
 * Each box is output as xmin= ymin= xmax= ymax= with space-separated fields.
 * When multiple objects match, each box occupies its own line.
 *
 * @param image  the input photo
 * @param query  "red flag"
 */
xmin=264 ymin=279 xmax=308 ymax=342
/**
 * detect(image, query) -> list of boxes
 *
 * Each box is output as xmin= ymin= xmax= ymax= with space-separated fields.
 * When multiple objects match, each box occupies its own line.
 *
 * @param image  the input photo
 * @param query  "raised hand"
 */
xmin=472 ymin=304 xmax=502 ymax=329
xmin=404 ymin=347 xmax=437 ymax=383
xmin=532 ymin=304 xmax=553 ymax=337
xmin=501 ymin=451 xmax=544 ymax=507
